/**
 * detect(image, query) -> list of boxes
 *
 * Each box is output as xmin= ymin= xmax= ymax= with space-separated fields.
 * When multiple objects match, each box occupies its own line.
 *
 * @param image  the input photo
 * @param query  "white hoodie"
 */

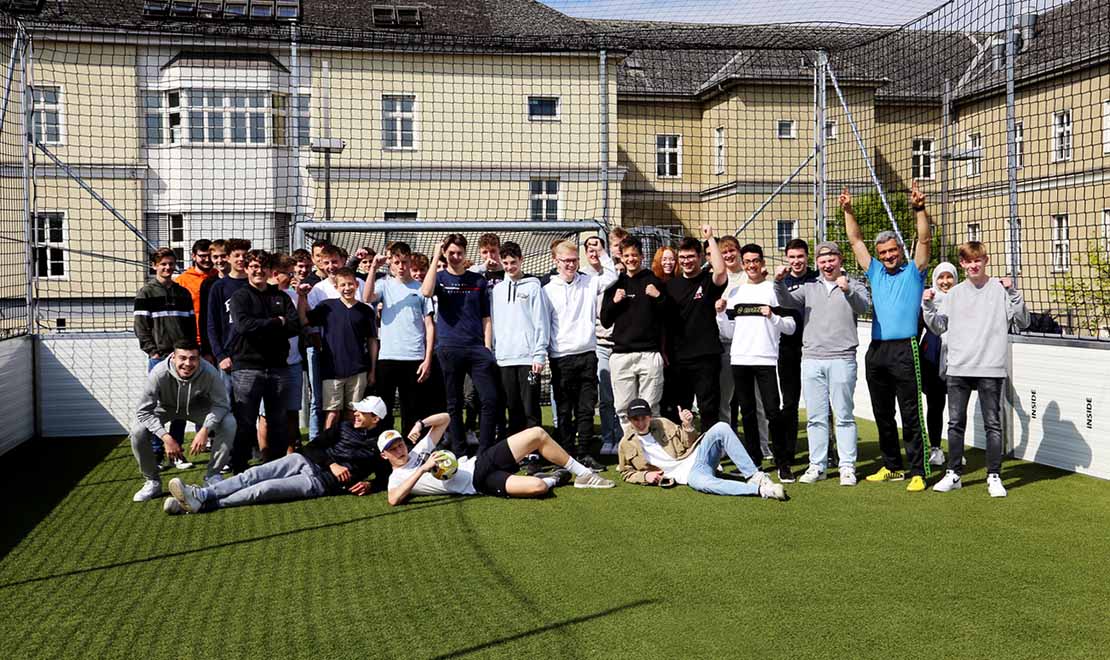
xmin=543 ymin=253 xmax=617 ymax=357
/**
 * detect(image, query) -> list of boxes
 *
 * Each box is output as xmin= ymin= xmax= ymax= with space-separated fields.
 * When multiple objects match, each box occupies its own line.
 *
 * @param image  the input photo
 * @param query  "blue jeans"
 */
xmin=148 ymin=357 xmax=186 ymax=455
xmin=801 ymin=358 xmax=859 ymax=469
xmin=686 ymin=422 xmax=761 ymax=496
xmin=198 ymin=452 xmax=325 ymax=510
xmin=306 ymin=346 xmax=324 ymax=441
xmin=596 ymin=344 xmax=621 ymax=445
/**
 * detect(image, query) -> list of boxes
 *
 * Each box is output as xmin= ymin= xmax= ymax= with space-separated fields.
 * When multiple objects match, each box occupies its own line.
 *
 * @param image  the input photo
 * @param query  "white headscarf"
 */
xmin=931 ymin=261 xmax=957 ymax=302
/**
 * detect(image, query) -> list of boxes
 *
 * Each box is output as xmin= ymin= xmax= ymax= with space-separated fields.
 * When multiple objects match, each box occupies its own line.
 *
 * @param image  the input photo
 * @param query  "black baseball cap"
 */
xmin=626 ymin=399 xmax=652 ymax=418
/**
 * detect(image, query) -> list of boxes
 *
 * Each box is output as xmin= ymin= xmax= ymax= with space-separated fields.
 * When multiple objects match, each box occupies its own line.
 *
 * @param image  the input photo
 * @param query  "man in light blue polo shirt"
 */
xmin=841 ymin=181 xmax=932 ymax=493
xmin=365 ymin=241 xmax=441 ymax=435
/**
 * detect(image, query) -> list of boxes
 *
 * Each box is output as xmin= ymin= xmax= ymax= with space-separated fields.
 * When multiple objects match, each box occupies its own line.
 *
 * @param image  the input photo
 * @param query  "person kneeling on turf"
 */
xmin=384 ymin=412 xmax=615 ymax=506
xmin=164 ymin=396 xmax=391 ymax=514
xmin=617 ymin=399 xmax=786 ymax=500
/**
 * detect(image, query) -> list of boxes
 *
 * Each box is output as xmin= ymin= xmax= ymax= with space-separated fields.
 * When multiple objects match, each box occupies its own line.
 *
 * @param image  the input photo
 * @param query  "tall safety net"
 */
xmin=0 ymin=0 xmax=1107 ymax=341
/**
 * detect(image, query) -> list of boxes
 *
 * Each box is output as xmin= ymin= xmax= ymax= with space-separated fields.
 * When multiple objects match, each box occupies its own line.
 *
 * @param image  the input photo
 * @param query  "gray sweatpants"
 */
xmin=197 ymin=452 xmax=326 ymax=510
xmin=130 ymin=412 xmax=236 ymax=482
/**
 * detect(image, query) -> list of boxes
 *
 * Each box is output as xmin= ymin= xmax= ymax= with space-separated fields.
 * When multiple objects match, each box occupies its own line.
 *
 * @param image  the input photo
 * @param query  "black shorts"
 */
xmin=473 ymin=439 xmax=518 ymax=497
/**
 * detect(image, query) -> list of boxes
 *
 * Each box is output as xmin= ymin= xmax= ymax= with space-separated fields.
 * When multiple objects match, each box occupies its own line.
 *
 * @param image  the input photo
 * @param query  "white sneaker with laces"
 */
xmin=839 ymin=465 xmax=857 ymax=486
xmin=759 ymin=481 xmax=786 ymax=500
xmin=799 ymin=464 xmax=826 ymax=484
xmin=174 ymin=457 xmax=194 ymax=470
xmin=746 ymin=471 xmax=772 ymax=488
xmin=573 ymin=472 xmax=615 ymax=489
xmin=986 ymin=473 xmax=1007 ymax=498
xmin=132 ymin=479 xmax=162 ymax=502
xmin=932 ymin=470 xmax=962 ymax=493
xmin=928 ymin=447 xmax=945 ymax=466
xmin=163 ymin=497 xmax=184 ymax=515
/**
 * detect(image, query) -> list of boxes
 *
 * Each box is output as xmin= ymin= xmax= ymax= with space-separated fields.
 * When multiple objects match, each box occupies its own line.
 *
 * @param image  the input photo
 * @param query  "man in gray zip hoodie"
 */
xmin=129 ymin=339 xmax=236 ymax=504
xmin=491 ymin=242 xmax=550 ymax=434
xmin=774 ymin=241 xmax=871 ymax=486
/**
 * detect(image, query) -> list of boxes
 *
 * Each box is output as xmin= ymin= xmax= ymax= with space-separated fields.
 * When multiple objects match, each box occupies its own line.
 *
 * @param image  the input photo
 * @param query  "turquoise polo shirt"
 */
xmin=866 ymin=258 xmax=925 ymax=340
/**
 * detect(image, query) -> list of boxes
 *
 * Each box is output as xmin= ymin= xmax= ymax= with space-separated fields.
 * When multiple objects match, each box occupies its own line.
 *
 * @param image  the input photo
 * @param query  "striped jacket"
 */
xmin=133 ymin=278 xmax=195 ymax=357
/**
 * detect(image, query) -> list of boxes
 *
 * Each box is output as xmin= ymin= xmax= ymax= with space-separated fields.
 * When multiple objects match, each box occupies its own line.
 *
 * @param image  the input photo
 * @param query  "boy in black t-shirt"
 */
xmin=663 ymin=226 xmax=728 ymax=431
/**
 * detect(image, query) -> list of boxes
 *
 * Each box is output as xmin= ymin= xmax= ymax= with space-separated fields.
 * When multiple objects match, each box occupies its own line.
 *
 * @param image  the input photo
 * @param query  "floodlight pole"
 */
xmin=310 ymin=138 xmax=345 ymax=224
xmin=814 ymin=50 xmax=828 ymax=242
xmin=1004 ymin=0 xmax=1021 ymax=286
xmin=18 ymin=27 xmax=33 ymax=337
xmin=827 ymin=63 xmax=908 ymax=260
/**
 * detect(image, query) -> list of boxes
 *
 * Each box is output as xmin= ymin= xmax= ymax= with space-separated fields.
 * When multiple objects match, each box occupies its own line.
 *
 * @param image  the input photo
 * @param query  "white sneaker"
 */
xmin=839 ymin=465 xmax=857 ymax=486
xmin=168 ymin=477 xmax=205 ymax=513
xmin=746 ymin=471 xmax=773 ymax=488
xmin=986 ymin=473 xmax=1007 ymax=498
xmin=163 ymin=497 xmax=184 ymax=515
xmin=132 ymin=479 xmax=162 ymax=502
xmin=573 ymin=472 xmax=615 ymax=489
xmin=799 ymin=465 xmax=826 ymax=484
xmin=174 ymin=457 xmax=194 ymax=470
xmin=759 ymin=481 xmax=786 ymax=501
xmin=932 ymin=470 xmax=962 ymax=493
xmin=928 ymin=447 xmax=945 ymax=466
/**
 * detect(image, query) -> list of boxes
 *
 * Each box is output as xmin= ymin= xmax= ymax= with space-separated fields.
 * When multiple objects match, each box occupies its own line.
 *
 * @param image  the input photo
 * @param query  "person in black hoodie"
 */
xmin=600 ymin=236 xmax=668 ymax=432
xmin=777 ymin=238 xmax=820 ymax=482
xmin=163 ymin=396 xmax=390 ymax=514
xmin=226 ymin=249 xmax=303 ymax=472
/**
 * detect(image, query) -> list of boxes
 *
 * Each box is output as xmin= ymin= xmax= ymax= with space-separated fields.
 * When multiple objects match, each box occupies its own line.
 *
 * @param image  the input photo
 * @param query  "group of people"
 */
xmin=129 ymin=181 xmax=1030 ymax=516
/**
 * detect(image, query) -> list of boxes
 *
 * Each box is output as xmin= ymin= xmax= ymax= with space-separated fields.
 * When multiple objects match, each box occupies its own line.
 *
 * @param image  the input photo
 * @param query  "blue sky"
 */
xmin=541 ymin=1 xmax=1069 ymax=27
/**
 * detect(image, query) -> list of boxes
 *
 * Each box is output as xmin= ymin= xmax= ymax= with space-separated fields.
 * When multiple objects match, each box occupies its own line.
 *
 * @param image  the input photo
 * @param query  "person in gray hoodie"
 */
xmin=774 ymin=241 xmax=871 ymax=486
xmin=129 ymin=339 xmax=236 ymax=505
xmin=923 ymin=241 xmax=1029 ymax=498
xmin=492 ymin=242 xmax=551 ymax=435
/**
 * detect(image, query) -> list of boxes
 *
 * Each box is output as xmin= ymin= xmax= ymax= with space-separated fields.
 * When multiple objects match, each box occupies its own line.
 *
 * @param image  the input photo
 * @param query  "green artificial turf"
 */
xmin=1 ymin=418 xmax=1108 ymax=660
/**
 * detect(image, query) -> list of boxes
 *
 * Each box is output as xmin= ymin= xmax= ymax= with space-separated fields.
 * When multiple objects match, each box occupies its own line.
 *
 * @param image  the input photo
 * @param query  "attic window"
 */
xmin=224 ymin=0 xmax=248 ymax=18
xmin=143 ymin=0 xmax=170 ymax=16
xmin=373 ymin=6 xmax=423 ymax=27
xmin=250 ymin=1 xmax=275 ymax=19
xmin=170 ymin=0 xmax=197 ymax=16
xmin=197 ymin=1 xmax=222 ymax=18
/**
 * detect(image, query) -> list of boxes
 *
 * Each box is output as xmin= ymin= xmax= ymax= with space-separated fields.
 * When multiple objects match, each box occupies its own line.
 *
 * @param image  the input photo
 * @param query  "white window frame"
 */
xmin=824 ymin=120 xmax=837 ymax=140
xmin=967 ymin=222 xmax=981 ymax=243
xmin=966 ymin=133 xmax=982 ymax=178
xmin=713 ymin=126 xmax=726 ymax=175
xmin=911 ymin=138 xmax=934 ymax=180
xmin=529 ymin=179 xmax=560 ymax=221
xmin=1051 ymin=214 xmax=1070 ymax=273
xmin=1014 ymin=121 xmax=1024 ymax=169
xmin=1102 ymin=208 xmax=1110 ymax=261
xmin=32 ymin=211 xmax=67 ymax=280
xmin=776 ymin=219 xmax=799 ymax=251
xmin=1102 ymin=101 xmax=1110 ymax=155
xmin=776 ymin=119 xmax=796 ymax=139
xmin=655 ymin=134 xmax=681 ymax=178
xmin=382 ymin=94 xmax=417 ymax=151
xmin=1052 ymin=110 xmax=1072 ymax=162
xmin=168 ymin=213 xmax=186 ymax=264
xmin=292 ymin=93 xmax=311 ymax=147
xmin=31 ymin=85 xmax=64 ymax=146
xmin=527 ymin=96 xmax=560 ymax=121
xmin=145 ymin=89 xmax=285 ymax=146
xmin=1004 ymin=217 xmax=1022 ymax=275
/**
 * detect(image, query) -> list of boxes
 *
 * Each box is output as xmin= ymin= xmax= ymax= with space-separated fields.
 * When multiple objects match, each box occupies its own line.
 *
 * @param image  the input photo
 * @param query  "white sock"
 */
xmin=563 ymin=457 xmax=592 ymax=478
xmin=541 ymin=476 xmax=559 ymax=489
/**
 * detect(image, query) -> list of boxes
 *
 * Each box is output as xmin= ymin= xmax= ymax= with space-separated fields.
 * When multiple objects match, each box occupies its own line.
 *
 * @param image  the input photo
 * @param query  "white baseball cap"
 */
xmin=377 ymin=429 xmax=403 ymax=453
xmin=352 ymin=395 xmax=388 ymax=419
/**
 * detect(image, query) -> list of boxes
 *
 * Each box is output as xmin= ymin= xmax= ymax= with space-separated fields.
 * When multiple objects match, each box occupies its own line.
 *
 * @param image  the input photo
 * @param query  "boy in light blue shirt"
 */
xmin=492 ymin=241 xmax=550 ymax=434
xmin=365 ymin=241 xmax=438 ymax=434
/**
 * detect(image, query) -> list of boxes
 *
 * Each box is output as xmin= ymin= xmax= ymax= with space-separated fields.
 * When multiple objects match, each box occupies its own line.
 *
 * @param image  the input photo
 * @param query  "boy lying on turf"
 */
xmin=617 ymin=399 xmax=787 ymax=500
xmin=163 ymin=396 xmax=391 ymax=514
xmin=384 ymin=412 xmax=615 ymax=506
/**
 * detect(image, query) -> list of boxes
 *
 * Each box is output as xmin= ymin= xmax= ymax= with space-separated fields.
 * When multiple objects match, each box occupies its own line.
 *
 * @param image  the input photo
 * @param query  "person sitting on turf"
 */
xmin=384 ymin=412 xmax=615 ymax=506
xmin=130 ymin=339 xmax=236 ymax=503
xmin=163 ymin=396 xmax=392 ymax=514
xmin=616 ymin=399 xmax=786 ymax=500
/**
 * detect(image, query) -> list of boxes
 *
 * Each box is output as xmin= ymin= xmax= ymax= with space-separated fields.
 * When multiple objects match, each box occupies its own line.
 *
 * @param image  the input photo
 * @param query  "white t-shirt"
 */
xmin=387 ymin=432 xmax=477 ymax=496
xmin=639 ymin=433 xmax=698 ymax=485
xmin=307 ymin=278 xmax=366 ymax=309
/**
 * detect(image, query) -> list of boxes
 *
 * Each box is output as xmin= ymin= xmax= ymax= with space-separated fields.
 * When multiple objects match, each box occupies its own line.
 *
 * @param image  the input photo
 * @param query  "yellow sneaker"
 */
xmin=906 ymin=475 xmax=927 ymax=492
xmin=865 ymin=466 xmax=905 ymax=482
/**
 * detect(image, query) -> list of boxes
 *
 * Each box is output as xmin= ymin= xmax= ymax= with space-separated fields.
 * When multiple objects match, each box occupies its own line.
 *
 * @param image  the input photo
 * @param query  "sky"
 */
xmin=541 ymin=0 xmax=1070 ymax=28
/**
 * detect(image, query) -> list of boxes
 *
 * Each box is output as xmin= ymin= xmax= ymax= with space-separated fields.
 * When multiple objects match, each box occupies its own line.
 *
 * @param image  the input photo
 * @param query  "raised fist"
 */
xmin=645 ymin=284 xmax=660 ymax=298
xmin=613 ymin=288 xmax=626 ymax=304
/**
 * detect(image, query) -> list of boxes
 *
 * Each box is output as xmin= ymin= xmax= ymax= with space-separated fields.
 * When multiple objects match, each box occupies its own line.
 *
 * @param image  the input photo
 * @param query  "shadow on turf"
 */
xmin=0 ymin=436 xmax=121 ymax=560
xmin=430 ymin=599 xmax=659 ymax=659
xmin=0 ymin=497 xmax=465 ymax=590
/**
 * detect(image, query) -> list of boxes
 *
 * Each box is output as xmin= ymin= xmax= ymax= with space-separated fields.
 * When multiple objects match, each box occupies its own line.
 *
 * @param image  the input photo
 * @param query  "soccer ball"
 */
xmin=430 ymin=450 xmax=458 ymax=481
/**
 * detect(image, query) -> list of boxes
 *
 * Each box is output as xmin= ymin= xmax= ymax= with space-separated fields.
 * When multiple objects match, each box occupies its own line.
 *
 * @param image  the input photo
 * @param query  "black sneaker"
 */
xmin=533 ymin=468 xmax=573 ymax=486
xmin=777 ymin=465 xmax=796 ymax=483
xmin=577 ymin=455 xmax=606 ymax=472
